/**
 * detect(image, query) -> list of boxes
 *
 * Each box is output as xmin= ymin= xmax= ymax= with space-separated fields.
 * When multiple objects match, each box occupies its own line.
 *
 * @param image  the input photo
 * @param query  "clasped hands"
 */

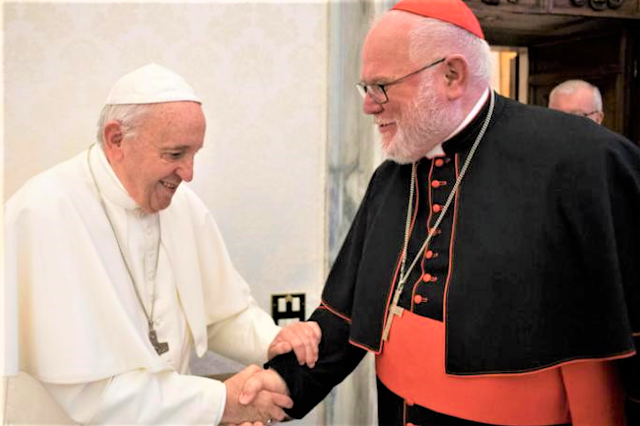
xmin=220 ymin=321 xmax=321 ymax=426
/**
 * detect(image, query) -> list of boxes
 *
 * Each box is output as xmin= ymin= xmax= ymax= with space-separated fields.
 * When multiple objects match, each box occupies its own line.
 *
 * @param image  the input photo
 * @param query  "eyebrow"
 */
xmin=360 ymin=75 xmax=392 ymax=85
xmin=162 ymin=145 xmax=196 ymax=151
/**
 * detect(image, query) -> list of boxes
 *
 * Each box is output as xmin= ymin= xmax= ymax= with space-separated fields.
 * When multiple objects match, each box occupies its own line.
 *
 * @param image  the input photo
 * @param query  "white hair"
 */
xmin=96 ymin=103 xmax=154 ymax=147
xmin=549 ymin=79 xmax=603 ymax=112
xmin=408 ymin=16 xmax=492 ymax=89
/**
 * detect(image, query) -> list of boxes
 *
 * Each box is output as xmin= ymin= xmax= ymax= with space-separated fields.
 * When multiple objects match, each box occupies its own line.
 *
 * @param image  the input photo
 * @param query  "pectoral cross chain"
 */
xmin=382 ymin=286 xmax=405 ymax=342
xmin=149 ymin=326 xmax=169 ymax=355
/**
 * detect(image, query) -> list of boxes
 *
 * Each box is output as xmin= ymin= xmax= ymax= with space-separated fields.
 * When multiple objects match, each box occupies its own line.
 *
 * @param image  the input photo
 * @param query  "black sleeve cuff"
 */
xmin=264 ymin=309 xmax=367 ymax=419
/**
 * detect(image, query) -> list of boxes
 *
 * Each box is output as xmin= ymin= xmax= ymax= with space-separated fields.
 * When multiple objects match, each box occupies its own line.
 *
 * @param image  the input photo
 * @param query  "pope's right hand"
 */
xmin=220 ymin=365 xmax=292 ymax=426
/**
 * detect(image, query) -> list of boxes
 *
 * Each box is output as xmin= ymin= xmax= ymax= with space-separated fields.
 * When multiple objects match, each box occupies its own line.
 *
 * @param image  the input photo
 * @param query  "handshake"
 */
xmin=220 ymin=365 xmax=291 ymax=426
xmin=220 ymin=321 xmax=321 ymax=426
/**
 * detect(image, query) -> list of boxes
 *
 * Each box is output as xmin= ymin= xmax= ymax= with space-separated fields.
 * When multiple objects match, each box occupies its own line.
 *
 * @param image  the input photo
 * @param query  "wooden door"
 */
xmin=464 ymin=0 xmax=640 ymax=144
xmin=528 ymin=26 xmax=640 ymax=143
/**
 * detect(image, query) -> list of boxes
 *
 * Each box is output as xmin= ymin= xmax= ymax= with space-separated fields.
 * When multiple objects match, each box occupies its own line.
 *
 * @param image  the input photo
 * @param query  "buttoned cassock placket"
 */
xmin=401 ymin=156 xmax=456 ymax=322
xmin=124 ymin=208 xmax=193 ymax=372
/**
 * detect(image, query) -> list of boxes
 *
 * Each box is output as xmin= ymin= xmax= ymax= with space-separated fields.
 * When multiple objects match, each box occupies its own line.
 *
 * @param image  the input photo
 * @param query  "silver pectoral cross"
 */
xmin=149 ymin=327 xmax=169 ymax=355
xmin=382 ymin=286 xmax=405 ymax=342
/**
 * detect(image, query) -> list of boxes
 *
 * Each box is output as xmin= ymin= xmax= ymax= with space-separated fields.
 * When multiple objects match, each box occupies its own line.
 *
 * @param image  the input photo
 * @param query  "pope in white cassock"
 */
xmin=3 ymin=64 xmax=319 ymax=425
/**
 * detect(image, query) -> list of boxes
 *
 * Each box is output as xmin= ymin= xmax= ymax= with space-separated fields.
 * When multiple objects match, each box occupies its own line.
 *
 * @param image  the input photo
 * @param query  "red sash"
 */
xmin=376 ymin=310 xmax=625 ymax=425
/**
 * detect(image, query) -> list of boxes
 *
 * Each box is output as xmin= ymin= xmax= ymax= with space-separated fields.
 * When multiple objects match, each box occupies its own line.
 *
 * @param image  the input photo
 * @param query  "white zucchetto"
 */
xmin=106 ymin=63 xmax=201 ymax=105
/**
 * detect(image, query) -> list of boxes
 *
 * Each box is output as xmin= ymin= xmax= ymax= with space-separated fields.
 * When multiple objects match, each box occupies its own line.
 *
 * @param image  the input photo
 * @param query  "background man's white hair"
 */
xmin=549 ymin=79 xmax=603 ymax=112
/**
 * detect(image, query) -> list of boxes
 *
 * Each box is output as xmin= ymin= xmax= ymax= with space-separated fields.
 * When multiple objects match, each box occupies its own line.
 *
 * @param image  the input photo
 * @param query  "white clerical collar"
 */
xmin=89 ymin=144 xmax=143 ymax=213
xmin=425 ymin=88 xmax=491 ymax=159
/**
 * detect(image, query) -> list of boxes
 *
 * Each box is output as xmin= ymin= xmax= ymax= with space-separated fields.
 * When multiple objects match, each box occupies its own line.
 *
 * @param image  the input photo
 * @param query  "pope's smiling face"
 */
xmin=107 ymin=101 xmax=206 ymax=213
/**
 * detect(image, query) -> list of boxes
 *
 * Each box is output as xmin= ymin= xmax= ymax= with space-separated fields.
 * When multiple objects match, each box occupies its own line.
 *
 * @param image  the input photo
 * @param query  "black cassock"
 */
xmin=268 ymin=94 xmax=640 ymax=425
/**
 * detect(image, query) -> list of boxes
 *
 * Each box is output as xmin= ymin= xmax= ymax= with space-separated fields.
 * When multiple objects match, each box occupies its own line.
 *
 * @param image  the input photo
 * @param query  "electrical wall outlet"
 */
xmin=271 ymin=293 xmax=305 ymax=326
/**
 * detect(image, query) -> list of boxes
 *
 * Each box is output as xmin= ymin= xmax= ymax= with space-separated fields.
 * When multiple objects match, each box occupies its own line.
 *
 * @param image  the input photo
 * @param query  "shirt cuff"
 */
xmin=203 ymin=377 xmax=226 ymax=426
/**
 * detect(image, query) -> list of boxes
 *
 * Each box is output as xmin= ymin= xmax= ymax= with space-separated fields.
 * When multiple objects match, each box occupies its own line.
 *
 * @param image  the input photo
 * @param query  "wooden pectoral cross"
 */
xmin=149 ymin=328 xmax=169 ymax=355
xmin=382 ymin=284 xmax=405 ymax=342
xmin=382 ymin=304 xmax=404 ymax=342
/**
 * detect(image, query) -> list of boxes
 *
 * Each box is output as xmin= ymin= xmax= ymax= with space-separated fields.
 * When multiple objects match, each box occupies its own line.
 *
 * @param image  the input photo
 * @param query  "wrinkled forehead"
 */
xmin=556 ymin=89 xmax=596 ymax=109
xmin=144 ymin=101 xmax=204 ymax=123
xmin=135 ymin=102 xmax=206 ymax=146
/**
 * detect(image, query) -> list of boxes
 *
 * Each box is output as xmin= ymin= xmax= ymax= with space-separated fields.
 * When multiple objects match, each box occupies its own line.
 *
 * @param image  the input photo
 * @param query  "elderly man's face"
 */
xmin=360 ymin=13 xmax=452 ymax=164
xmin=113 ymin=102 xmax=205 ymax=213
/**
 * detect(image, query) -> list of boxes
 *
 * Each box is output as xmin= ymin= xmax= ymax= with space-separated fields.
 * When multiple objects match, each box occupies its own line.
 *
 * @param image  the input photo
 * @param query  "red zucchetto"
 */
xmin=392 ymin=0 xmax=485 ymax=39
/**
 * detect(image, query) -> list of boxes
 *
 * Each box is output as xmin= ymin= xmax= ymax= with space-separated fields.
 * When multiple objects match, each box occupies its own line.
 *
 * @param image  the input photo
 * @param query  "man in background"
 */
xmin=548 ymin=79 xmax=604 ymax=124
xmin=4 ymin=63 xmax=319 ymax=425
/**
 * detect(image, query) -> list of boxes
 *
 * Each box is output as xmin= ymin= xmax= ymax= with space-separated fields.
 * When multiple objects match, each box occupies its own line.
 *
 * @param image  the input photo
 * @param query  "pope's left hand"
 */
xmin=268 ymin=321 xmax=321 ymax=368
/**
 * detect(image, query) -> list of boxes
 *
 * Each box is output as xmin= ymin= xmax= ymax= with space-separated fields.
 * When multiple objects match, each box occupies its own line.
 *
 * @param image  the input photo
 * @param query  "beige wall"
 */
xmin=3 ymin=0 xmax=328 ymax=327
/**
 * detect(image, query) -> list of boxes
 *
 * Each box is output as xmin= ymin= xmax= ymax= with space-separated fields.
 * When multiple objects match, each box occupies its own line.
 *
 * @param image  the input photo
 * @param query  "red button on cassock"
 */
xmin=414 ymin=295 xmax=423 ymax=304
xmin=432 ymin=204 xmax=442 ymax=213
xmin=434 ymin=158 xmax=444 ymax=167
xmin=431 ymin=180 xmax=441 ymax=188
xmin=425 ymin=250 xmax=434 ymax=259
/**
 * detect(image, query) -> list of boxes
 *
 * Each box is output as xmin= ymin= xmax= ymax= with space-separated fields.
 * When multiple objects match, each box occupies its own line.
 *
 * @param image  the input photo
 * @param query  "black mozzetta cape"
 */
xmin=267 ymin=94 xmax=640 ymax=419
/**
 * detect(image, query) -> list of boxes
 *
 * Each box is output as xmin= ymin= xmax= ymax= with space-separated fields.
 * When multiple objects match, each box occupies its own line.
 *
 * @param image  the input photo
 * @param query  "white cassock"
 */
xmin=3 ymin=145 xmax=280 ymax=425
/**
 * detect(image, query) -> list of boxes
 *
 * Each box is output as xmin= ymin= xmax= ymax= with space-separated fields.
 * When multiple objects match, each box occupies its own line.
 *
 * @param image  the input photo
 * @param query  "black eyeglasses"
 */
xmin=570 ymin=110 xmax=601 ymax=118
xmin=356 ymin=57 xmax=446 ymax=104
